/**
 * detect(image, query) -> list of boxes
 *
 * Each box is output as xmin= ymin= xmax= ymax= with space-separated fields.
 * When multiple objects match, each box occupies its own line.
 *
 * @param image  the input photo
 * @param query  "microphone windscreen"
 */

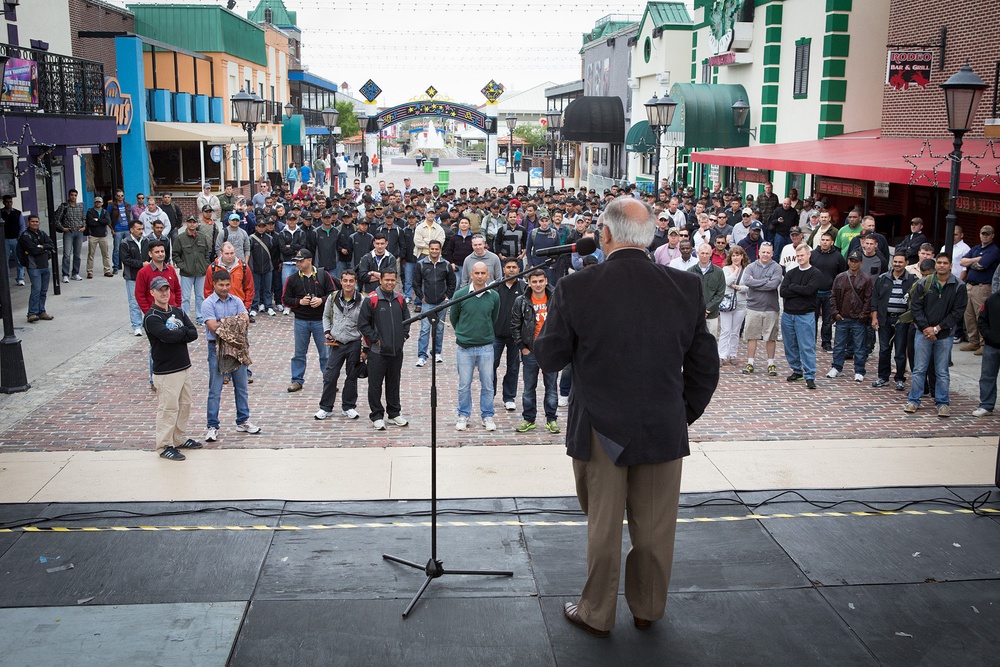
xmin=575 ymin=236 xmax=598 ymax=256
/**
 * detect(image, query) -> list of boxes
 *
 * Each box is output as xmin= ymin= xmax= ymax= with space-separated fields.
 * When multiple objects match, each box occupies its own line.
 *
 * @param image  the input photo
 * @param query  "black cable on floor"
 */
xmin=0 ymin=488 xmax=995 ymax=530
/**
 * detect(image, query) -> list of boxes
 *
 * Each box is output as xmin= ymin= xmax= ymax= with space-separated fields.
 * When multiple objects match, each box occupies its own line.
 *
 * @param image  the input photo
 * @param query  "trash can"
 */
xmin=435 ymin=180 xmax=449 ymax=191
xmin=431 ymin=157 xmax=440 ymax=168
xmin=423 ymin=160 xmax=433 ymax=173
xmin=522 ymin=157 xmax=532 ymax=172
xmin=437 ymin=169 xmax=450 ymax=186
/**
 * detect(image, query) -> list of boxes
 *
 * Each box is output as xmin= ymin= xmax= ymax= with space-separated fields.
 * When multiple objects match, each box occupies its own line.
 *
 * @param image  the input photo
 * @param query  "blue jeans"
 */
xmin=909 ymin=335 xmax=951 ymax=407
xmin=252 ymin=270 xmax=273 ymax=310
xmin=125 ymin=279 xmax=143 ymax=329
xmin=207 ymin=342 xmax=249 ymax=429
xmin=832 ymin=317 xmax=869 ymax=376
xmin=559 ymin=363 xmax=572 ymax=397
xmin=978 ymin=345 xmax=1000 ymax=410
xmin=291 ymin=317 xmax=328 ymax=385
xmin=521 ymin=351 xmax=557 ymax=423
xmin=336 ymin=260 xmax=353 ymax=282
xmin=339 ymin=172 xmax=347 ymax=190
xmin=456 ymin=344 xmax=495 ymax=419
xmin=112 ymin=229 xmax=128 ymax=270
xmin=61 ymin=229 xmax=85 ymax=278
xmin=6 ymin=238 xmax=23 ymax=282
xmin=27 ymin=267 xmax=49 ymax=316
xmin=493 ymin=336 xmax=520 ymax=403
xmin=403 ymin=261 xmax=416 ymax=302
xmin=417 ymin=304 xmax=445 ymax=359
xmin=180 ymin=274 xmax=206 ymax=325
xmin=773 ymin=233 xmax=788 ymax=260
xmin=781 ymin=312 xmax=817 ymax=380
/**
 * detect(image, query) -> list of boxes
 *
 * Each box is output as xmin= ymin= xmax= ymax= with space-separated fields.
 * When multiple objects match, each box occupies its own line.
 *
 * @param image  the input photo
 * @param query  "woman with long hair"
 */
xmin=719 ymin=245 xmax=750 ymax=364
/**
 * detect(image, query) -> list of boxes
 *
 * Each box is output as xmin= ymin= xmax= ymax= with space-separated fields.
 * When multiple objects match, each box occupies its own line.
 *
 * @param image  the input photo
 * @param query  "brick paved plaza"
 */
xmin=0 ymin=167 xmax=994 ymax=453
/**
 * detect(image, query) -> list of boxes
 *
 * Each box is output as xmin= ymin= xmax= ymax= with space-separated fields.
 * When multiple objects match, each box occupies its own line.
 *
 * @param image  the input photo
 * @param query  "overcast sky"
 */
xmin=112 ymin=0 xmax=676 ymax=106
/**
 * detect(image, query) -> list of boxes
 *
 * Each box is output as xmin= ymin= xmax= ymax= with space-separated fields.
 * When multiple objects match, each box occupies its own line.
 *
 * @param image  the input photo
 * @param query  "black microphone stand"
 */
xmin=382 ymin=255 xmax=560 ymax=618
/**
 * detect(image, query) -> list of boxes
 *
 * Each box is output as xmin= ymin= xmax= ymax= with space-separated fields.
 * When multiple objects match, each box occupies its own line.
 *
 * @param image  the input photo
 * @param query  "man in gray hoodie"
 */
xmin=741 ymin=242 xmax=783 ymax=376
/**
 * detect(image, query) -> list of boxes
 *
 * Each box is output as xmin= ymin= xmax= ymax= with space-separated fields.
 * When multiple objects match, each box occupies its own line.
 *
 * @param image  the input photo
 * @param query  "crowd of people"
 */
xmin=9 ymin=173 xmax=1000 ymax=457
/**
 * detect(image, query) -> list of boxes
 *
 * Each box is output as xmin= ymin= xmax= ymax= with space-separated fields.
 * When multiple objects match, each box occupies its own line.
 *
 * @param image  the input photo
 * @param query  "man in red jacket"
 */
xmin=135 ymin=240 xmax=181 ymax=313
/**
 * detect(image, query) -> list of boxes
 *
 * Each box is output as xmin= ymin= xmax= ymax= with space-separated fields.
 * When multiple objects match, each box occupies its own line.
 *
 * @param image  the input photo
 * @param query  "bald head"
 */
xmin=470 ymin=261 xmax=490 ymax=289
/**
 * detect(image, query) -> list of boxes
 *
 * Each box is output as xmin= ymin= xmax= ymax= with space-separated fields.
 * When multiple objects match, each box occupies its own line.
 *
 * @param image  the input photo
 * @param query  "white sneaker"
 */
xmin=972 ymin=408 xmax=993 ymax=417
xmin=275 ymin=304 xmax=283 ymax=312
xmin=16 ymin=279 xmax=24 ymax=286
xmin=373 ymin=419 xmax=387 ymax=430
xmin=236 ymin=421 xmax=261 ymax=434
xmin=133 ymin=327 xmax=143 ymax=336
xmin=387 ymin=415 xmax=408 ymax=427
xmin=504 ymin=401 xmax=516 ymax=411
xmin=342 ymin=408 xmax=359 ymax=419
xmin=483 ymin=417 xmax=497 ymax=431
xmin=314 ymin=409 xmax=334 ymax=420
xmin=205 ymin=426 xmax=218 ymax=442
xmin=72 ymin=274 xmax=83 ymax=281
xmin=62 ymin=275 xmax=69 ymax=283
xmin=558 ymin=396 xmax=568 ymax=407
xmin=284 ymin=308 xmax=292 ymax=316
xmin=249 ymin=310 xmax=257 ymax=318
xmin=455 ymin=417 xmax=468 ymax=431
xmin=826 ymin=368 xmax=840 ymax=378
xmin=854 ymin=373 xmax=864 ymax=382
xmin=415 ymin=357 xmax=426 ymax=367
xmin=267 ymin=308 xmax=276 ymax=317
xmin=435 ymin=354 xmax=443 ymax=363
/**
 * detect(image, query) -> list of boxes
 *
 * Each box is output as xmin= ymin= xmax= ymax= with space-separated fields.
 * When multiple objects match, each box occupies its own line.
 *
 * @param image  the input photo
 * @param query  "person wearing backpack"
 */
xmin=358 ymin=269 xmax=411 ymax=430
xmin=216 ymin=213 xmax=251 ymax=262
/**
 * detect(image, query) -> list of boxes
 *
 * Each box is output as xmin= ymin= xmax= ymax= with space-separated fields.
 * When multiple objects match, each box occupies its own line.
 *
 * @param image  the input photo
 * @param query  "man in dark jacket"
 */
xmin=828 ymin=251 xmax=874 ymax=381
xmin=143 ymin=275 xmax=202 ymax=461
xmin=17 ymin=214 xmax=56 ymax=322
xmin=107 ymin=189 xmax=133 ymax=273
xmin=974 ymin=288 xmax=1000 ymax=416
xmin=120 ymin=219 xmax=147 ymax=333
xmin=779 ymin=244 xmax=823 ymax=387
xmin=810 ymin=231 xmax=847 ymax=352
xmin=905 ymin=253 xmax=968 ymax=417
xmin=348 ymin=218 xmax=374 ymax=270
xmin=895 ymin=217 xmax=928 ymax=264
xmin=413 ymin=239 xmax=455 ymax=366
xmin=871 ymin=252 xmax=916 ymax=390
xmin=172 ymin=215 xmax=214 ymax=326
xmin=511 ymin=270 xmax=558 ymax=434
xmin=533 ymin=196 xmax=718 ymax=637
xmin=248 ymin=218 xmax=276 ymax=316
xmin=492 ymin=258 xmax=524 ymax=410
xmin=282 ymin=249 xmax=339 ymax=392
xmin=313 ymin=210 xmax=341 ymax=272
xmin=494 ymin=212 xmax=526 ymax=265
xmin=687 ymin=242 xmax=726 ymax=341
xmin=85 ymin=196 xmax=113 ymax=278
xmin=356 ymin=232 xmax=398 ymax=294
xmin=358 ymin=269 xmax=411 ymax=429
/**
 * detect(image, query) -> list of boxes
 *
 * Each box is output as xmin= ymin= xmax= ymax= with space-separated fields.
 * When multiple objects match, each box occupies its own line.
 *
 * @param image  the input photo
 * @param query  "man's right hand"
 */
xmin=521 ymin=347 xmax=530 ymax=356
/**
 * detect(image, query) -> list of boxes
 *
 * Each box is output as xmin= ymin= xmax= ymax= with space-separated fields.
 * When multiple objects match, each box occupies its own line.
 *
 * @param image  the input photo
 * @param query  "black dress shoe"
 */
xmin=633 ymin=616 xmax=653 ymax=630
xmin=563 ymin=603 xmax=609 ymax=638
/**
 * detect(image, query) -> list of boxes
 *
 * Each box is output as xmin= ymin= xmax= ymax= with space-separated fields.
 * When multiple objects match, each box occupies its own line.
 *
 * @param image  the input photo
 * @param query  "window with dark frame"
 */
xmin=701 ymin=61 xmax=711 ymax=84
xmin=794 ymin=39 xmax=811 ymax=97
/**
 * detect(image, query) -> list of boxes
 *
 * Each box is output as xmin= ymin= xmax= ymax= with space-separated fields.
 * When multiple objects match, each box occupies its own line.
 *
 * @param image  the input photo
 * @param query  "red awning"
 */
xmin=691 ymin=130 xmax=1000 ymax=195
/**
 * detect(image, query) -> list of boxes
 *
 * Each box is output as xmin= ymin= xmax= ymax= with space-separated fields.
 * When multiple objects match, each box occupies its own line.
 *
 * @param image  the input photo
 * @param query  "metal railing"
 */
xmin=0 ymin=43 xmax=105 ymax=115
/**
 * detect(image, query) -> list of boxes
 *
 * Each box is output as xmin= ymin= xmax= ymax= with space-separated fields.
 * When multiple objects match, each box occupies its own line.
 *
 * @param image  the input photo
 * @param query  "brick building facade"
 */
xmin=882 ymin=0 xmax=999 ymax=139
xmin=68 ymin=0 xmax=134 ymax=74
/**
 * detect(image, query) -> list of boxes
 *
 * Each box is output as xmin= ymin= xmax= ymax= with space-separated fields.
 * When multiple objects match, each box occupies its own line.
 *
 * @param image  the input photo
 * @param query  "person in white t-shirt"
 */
xmin=778 ymin=227 xmax=806 ymax=271
xmin=668 ymin=239 xmax=698 ymax=271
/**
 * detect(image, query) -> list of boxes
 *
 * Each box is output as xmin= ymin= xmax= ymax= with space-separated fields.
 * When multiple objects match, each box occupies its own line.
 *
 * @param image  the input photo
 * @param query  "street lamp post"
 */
xmin=358 ymin=112 xmax=368 ymax=182
xmin=231 ymin=89 xmax=266 ymax=196
xmin=376 ymin=117 xmax=385 ymax=174
xmin=644 ymin=91 xmax=677 ymax=197
xmin=545 ymin=109 xmax=562 ymax=194
xmin=941 ymin=63 xmax=987 ymax=258
xmin=321 ymin=106 xmax=340 ymax=196
xmin=505 ymin=113 xmax=517 ymax=186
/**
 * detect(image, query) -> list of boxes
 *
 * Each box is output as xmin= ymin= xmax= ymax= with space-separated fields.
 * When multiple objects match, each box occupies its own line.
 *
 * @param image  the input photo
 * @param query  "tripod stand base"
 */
xmin=382 ymin=553 xmax=513 ymax=618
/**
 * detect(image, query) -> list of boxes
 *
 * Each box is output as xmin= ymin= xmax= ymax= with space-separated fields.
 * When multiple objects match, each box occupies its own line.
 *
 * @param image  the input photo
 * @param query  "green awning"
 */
xmin=664 ymin=83 xmax=750 ymax=149
xmin=625 ymin=120 xmax=656 ymax=154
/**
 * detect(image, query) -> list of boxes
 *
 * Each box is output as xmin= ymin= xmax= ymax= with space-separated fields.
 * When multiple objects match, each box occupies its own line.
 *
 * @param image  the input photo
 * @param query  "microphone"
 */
xmin=533 ymin=236 xmax=598 ymax=257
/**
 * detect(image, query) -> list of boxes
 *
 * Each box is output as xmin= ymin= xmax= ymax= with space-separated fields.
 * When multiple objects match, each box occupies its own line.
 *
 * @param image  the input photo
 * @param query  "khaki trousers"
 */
xmin=964 ymin=283 xmax=991 ymax=347
xmin=86 ymin=236 xmax=111 ymax=274
xmin=153 ymin=368 xmax=192 ymax=452
xmin=572 ymin=429 xmax=683 ymax=632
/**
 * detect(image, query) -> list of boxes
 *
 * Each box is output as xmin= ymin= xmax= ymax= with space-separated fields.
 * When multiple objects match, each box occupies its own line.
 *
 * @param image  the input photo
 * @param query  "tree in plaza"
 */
xmin=336 ymin=101 xmax=361 ymax=139
xmin=513 ymin=125 xmax=546 ymax=150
